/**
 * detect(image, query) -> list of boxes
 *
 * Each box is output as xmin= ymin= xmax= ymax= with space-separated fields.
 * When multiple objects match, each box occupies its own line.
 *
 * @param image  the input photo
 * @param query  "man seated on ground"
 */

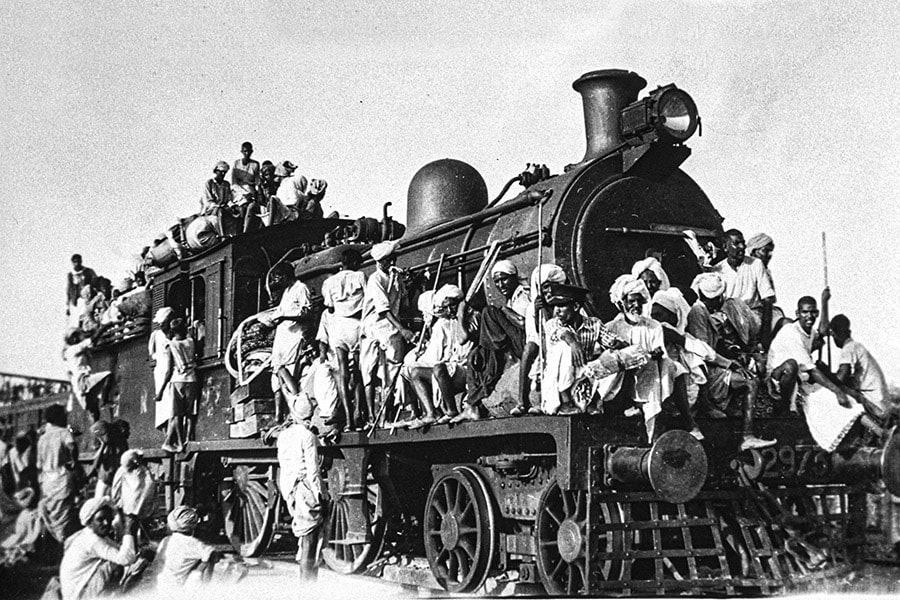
xmin=767 ymin=295 xmax=882 ymax=452
xmin=829 ymin=314 xmax=892 ymax=422
xmin=540 ymin=284 xmax=622 ymax=416
xmin=710 ymin=229 xmax=776 ymax=347
xmin=656 ymin=284 xmax=775 ymax=451
xmin=320 ymin=249 xmax=366 ymax=431
xmin=155 ymin=506 xmax=221 ymax=591
xmin=60 ymin=497 xmax=138 ymax=600
xmin=405 ymin=285 xmax=477 ymax=429
xmin=518 ymin=264 xmax=568 ymax=414
xmin=360 ymin=241 xmax=414 ymax=427
xmin=200 ymin=161 xmax=233 ymax=216
xmin=462 ymin=259 xmax=530 ymax=420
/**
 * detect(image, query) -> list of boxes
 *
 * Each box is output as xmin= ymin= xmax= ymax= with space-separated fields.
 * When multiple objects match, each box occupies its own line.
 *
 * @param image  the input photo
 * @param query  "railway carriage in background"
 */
xmin=15 ymin=69 xmax=900 ymax=595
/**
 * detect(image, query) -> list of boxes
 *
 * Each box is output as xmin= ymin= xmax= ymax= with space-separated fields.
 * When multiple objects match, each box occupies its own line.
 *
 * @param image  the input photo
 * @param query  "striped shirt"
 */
xmin=545 ymin=316 xmax=618 ymax=360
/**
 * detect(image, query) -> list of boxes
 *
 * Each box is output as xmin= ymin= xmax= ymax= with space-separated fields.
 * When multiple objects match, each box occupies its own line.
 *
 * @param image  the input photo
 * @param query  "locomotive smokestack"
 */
xmin=573 ymin=69 xmax=647 ymax=162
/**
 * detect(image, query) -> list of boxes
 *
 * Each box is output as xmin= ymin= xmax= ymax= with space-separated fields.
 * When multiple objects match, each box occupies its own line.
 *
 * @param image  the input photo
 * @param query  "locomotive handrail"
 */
xmin=399 ymin=188 xmax=551 ymax=254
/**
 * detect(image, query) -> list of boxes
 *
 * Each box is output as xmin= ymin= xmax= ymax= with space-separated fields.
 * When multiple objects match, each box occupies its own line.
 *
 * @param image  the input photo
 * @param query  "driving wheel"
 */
xmin=423 ymin=466 xmax=498 ymax=593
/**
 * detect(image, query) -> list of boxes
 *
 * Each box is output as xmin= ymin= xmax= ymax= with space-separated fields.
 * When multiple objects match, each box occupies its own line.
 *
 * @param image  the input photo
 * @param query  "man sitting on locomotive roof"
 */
xmin=459 ymin=259 xmax=530 ymax=422
xmin=231 ymin=141 xmax=260 ymax=199
xmin=540 ymin=283 xmax=624 ymax=416
xmin=710 ymin=229 xmax=776 ymax=348
xmin=200 ymin=161 xmax=234 ymax=216
xmin=360 ymin=241 xmax=414 ymax=426
xmin=320 ymin=248 xmax=367 ymax=431
xmin=767 ymin=295 xmax=882 ymax=451
xmin=406 ymin=285 xmax=477 ymax=429
xmin=828 ymin=314 xmax=892 ymax=422
xmin=259 ymin=263 xmax=315 ymax=419
xmin=277 ymin=163 xmax=328 ymax=221
xmin=517 ymin=264 xmax=569 ymax=414
xmin=658 ymin=281 xmax=775 ymax=451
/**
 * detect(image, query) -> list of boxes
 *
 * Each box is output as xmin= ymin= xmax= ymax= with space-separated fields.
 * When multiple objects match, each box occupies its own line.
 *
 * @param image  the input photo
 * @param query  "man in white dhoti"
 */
xmin=149 ymin=307 xmax=174 ymax=431
xmin=260 ymin=263 xmax=315 ymax=416
xmin=767 ymin=296 xmax=880 ymax=452
xmin=519 ymin=264 xmax=568 ymax=411
xmin=602 ymin=275 xmax=701 ymax=441
xmin=360 ymin=241 xmax=413 ymax=426
xmin=406 ymin=285 xmax=477 ymax=428
xmin=37 ymin=405 xmax=79 ymax=544
xmin=275 ymin=393 xmax=326 ymax=582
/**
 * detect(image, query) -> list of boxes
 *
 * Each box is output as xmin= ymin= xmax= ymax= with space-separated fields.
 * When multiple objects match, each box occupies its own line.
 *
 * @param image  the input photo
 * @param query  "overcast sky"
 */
xmin=1 ymin=0 xmax=898 ymax=383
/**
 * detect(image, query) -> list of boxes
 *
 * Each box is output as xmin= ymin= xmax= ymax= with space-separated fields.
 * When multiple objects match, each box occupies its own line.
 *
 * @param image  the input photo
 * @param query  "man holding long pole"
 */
xmin=360 ymin=241 xmax=414 ymax=427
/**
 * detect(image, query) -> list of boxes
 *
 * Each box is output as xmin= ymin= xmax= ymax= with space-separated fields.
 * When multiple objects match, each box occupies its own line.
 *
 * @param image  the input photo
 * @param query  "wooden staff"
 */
xmin=822 ymin=231 xmax=832 ymax=367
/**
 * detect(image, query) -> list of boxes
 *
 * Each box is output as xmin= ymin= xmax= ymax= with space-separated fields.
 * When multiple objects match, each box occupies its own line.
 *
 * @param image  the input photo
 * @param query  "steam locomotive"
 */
xmin=34 ymin=69 xmax=900 ymax=595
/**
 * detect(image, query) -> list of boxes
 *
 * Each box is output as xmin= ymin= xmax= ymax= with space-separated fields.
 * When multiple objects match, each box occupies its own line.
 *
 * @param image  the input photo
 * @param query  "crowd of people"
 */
xmin=244 ymin=227 xmax=891 ymax=581
xmin=64 ymin=254 xmax=151 ymax=421
xmin=259 ymin=229 xmax=891 ymax=454
xmin=0 ymin=404 xmax=243 ymax=598
xmin=196 ymin=141 xmax=329 ymax=235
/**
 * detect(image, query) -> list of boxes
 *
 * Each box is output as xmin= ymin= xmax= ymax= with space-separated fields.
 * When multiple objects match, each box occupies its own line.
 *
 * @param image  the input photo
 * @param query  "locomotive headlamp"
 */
xmin=620 ymin=84 xmax=699 ymax=145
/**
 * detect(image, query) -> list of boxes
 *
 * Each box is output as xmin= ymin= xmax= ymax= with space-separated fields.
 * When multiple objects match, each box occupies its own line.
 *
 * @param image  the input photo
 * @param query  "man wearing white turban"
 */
xmin=149 ymin=306 xmax=174 ymax=432
xmin=406 ymin=285 xmax=477 ymax=428
xmin=631 ymin=257 xmax=670 ymax=298
xmin=360 ymin=241 xmax=413 ymax=426
xmin=275 ymin=391 xmax=326 ymax=581
xmin=457 ymin=259 xmax=531 ymax=421
xmin=60 ymin=497 xmax=138 ymax=600
xmin=601 ymin=275 xmax=675 ymax=441
xmin=710 ymin=229 xmax=776 ymax=347
xmin=156 ymin=506 xmax=220 ymax=590
xmin=515 ymin=265 xmax=569 ymax=414
xmin=654 ymin=288 xmax=775 ymax=451
xmin=745 ymin=233 xmax=774 ymax=267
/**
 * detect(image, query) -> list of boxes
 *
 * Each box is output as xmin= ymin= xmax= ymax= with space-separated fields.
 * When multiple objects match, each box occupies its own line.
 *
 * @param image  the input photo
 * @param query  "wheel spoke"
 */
xmin=551 ymin=557 xmax=566 ymax=578
xmin=455 ymin=479 xmax=465 ymax=512
xmin=442 ymin=481 xmax=454 ymax=513
xmin=459 ymin=536 xmax=476 ymax=559
xmin=566 ymin=564 xmax=578 ymax=596
xmin=543 ymin=506 xmax=562 ymax=527
xmin=454 ymin=547 xmax=470 ymax=580
xmin=561 ymin=490 xmax=572 ymax=516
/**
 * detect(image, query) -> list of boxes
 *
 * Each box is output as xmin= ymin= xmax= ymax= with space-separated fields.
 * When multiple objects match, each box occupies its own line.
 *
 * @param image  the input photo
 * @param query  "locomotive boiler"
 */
xmin=48 ymin=68 xmax=900 ymax=596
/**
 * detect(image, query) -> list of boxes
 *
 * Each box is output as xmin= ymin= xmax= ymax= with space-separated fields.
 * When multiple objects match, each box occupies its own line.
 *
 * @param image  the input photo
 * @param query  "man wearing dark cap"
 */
xmin=541 ymin=283 xmax=622 ymax=415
